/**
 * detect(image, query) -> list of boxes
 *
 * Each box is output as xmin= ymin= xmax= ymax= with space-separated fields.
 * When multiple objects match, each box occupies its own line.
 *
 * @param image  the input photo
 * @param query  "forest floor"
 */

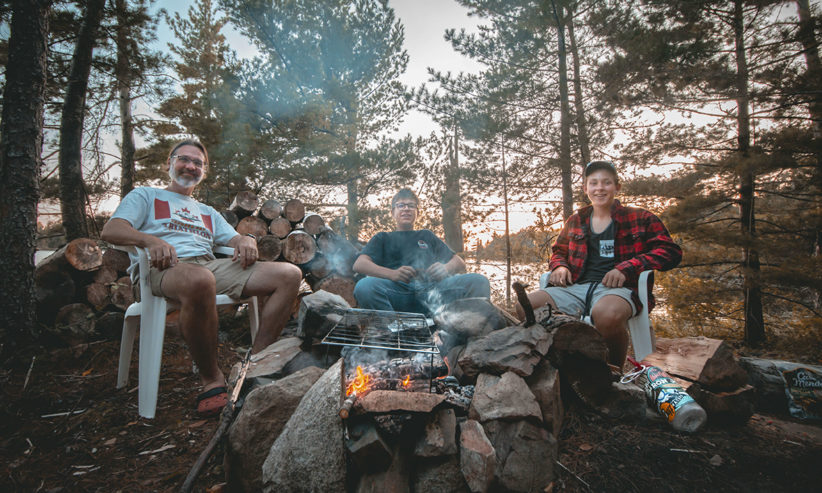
xmin=1 ymin=324 xmax=821 ymax=493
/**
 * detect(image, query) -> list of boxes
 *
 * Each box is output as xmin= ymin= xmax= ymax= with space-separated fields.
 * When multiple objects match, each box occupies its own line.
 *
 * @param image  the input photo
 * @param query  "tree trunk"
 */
xmin=566 ymin=8 xmax=591 ymax=169
xmin=796 ymin=0 xmax=822 ymax=138
xmin=795 ymin=0 xmax=822 ymax=309
xmin=442 ymin=122 xmax=464 ymax=253
xmin=0 ymin=0 xmax=50 ymax=353
xmin=733 ymin=0 xmax=765 ymax=346
xmin=116 ymin=0 xmax=136 ymax=198
xmin=346 ymin=179 xmax=360 ymax=242
xmin=58 ymin=0 xmax=105 ymax=240
xmin=551 ymin=0 xmax=574 ymax=220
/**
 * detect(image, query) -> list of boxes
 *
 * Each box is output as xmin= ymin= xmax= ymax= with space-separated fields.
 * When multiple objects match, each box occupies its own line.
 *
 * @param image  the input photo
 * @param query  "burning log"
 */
xmin=339 ymin=392 xmax=357 ymax=419
xmin=269 ymin=217 xmax=293 ymax=239
xmin=257 ymin=199 xmax=282 ymax=223
xmin=282 ymin=198 xmax=306 ymax=224
xmin=228 ymin=191 xmax=259 ymax=219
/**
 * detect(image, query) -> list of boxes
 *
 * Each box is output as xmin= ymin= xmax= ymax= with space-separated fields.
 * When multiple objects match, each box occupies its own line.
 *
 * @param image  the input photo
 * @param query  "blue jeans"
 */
xmin=353 ymin=273 xmax=491 ymax=315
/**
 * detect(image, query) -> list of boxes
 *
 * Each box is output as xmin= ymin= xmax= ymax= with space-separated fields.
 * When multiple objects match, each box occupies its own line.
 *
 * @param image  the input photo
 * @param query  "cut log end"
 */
xmin=283 ymin=230 xmax=317 ymax=265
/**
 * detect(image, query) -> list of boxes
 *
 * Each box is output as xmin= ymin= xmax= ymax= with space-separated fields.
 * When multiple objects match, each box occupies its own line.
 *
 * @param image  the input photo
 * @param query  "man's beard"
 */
xmin=169 ymin=166 xmax=204 ymax=188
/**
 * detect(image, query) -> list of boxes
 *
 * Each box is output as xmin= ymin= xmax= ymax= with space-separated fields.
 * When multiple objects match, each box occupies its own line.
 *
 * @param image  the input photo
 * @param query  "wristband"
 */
xmin=245 ymin=233 xmax=256 ymax=240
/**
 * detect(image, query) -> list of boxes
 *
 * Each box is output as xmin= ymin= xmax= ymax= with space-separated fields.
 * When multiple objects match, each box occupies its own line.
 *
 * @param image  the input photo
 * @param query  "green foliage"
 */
xmin=217 ymin=0 xmax=416 ymax=238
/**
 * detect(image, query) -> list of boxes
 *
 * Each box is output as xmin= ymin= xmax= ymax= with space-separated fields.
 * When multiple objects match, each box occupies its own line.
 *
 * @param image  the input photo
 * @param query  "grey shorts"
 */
xmin=149 ymin=256 xmax=257 ymax=299
xmin=542 ymin=282 xmax=636 ymax=318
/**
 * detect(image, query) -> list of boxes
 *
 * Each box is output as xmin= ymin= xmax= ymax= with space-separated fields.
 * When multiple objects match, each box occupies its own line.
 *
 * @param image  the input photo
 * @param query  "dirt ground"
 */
xmin=1 ymin=332 xmax=821 ymax=493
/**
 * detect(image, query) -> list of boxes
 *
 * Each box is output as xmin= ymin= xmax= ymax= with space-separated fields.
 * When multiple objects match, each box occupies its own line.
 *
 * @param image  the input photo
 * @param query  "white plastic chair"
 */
xmin=114 ymin=245 xmax=259 ymax=418
xmin=539 ymin=270 xmax=655 ymax=361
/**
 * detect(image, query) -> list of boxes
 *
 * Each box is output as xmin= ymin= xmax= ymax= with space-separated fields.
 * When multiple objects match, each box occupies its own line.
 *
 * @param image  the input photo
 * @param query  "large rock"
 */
xmin=242 ymin=336 xmax=304 ymax=381
xmin=458 ymin=324 xmax=551 ymax=378
xmin=261 ymin=359 xmax=347 ymax=492
xmin=415 ymin=408 xmax=458 ymax=458
xmin=226 ymin=366 xmax=325 ymax=493
xmin=356 ymin=443 xmax=411 ymax=493
xmin=525 ymin=360 xmax=563 ymax=438
xmin=411 ymin=454 xmax=470 ymax=493
xmin=459 ymin=419 xmax=495 ymax=493
xmin=482 ymin=420 xmax=557 ymax=493
xmin=469 ymin=372 xmax=542 ymax=423
xmin=297 ymin=290 xmax=350 ymax=339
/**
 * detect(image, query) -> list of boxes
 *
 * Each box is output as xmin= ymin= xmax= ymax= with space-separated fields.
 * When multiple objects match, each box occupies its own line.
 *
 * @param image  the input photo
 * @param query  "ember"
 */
xmin=346 ymin=365 xmax=371 ymax=396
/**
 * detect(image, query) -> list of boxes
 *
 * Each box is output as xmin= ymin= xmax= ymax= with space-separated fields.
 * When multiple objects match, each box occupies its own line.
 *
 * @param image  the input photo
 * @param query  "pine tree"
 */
xmin=0 ymin=0 xmax=51 ymax=354
xmin=220 ymin=0 xmax=413 ymax=241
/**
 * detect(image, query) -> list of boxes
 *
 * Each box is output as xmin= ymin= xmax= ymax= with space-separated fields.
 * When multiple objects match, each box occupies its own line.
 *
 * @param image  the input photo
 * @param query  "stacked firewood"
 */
xmin=35 ymin=238 xmax=132 ymax=344
xmin=221 ymin=191 xmax=361 ymax=306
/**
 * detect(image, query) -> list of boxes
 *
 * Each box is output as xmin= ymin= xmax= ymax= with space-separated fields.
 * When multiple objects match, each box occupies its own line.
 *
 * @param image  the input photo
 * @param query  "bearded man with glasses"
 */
xmin=101 ymin=139 xmax=302 ymax=417
xmin=353 ymin=188 xmax=490 ymax=315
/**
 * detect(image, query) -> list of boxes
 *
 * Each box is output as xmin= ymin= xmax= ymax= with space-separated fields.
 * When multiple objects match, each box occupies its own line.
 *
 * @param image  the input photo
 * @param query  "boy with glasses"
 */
xmin=353 ymin=188 xmax=490 ymax=315
xmin=517 ymin=161 xmax=682 ymax=366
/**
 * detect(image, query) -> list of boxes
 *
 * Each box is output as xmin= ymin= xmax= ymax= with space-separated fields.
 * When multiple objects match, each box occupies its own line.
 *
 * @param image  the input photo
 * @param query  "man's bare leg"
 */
xmin=242 ymin=262 xmax=302 ymax=353
xmin=160 ymin=263 xmax=225 ymax=391
xmin=590 ymin=295 xmax=633 ymax=367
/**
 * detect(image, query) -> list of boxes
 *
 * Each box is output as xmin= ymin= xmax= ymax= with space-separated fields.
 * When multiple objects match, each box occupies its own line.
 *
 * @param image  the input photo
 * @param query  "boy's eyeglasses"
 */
xmin=173 ymin=154 xmax=205 ymax=168
xmin=394 ymin=202 xmax=417 ymax=210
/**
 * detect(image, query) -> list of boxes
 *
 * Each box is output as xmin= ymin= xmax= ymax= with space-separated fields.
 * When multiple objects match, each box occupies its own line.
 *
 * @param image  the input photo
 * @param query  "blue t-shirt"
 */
xmin=111 ymin=187 xmax=238 ymax=277
xmin=358 ymin=230 xmax=455 ymax=275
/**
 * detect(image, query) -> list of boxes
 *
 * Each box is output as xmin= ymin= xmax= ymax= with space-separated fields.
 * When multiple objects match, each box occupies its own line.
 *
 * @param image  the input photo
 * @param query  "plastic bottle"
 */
xmin=627 ymin=357 xmax=707 ymax=433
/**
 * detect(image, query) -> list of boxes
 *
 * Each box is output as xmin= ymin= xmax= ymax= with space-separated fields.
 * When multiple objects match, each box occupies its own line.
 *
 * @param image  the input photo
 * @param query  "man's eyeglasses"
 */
xmin=394 ymin=202 xmax=417 ymax=210
xmin=173 ymin=154 xmax=205 ymax=168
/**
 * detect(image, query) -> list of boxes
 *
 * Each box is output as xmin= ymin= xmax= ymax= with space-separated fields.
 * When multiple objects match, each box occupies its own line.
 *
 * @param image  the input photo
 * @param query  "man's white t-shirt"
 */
xmin=111 ymin=187 xmax=238 ymax=276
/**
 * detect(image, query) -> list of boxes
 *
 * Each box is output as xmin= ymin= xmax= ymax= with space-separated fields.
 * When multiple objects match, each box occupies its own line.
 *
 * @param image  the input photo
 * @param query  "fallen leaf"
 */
xmin=206 ymin=483 xmax=227 ymax=493
xmin=104 ymin=438 xmax=117 ymax=446
xmin=579 ymin=443 xmax=593 ymax=451
xmin=709 ymin=454 xmax=723 ymax=466
xmin=189 ymin=419 xmax=208 ymax=428
xmin=82 ymin=368 xmax=93 ymax=377
xmin=138 ymin=443 xmax=176 ymax=456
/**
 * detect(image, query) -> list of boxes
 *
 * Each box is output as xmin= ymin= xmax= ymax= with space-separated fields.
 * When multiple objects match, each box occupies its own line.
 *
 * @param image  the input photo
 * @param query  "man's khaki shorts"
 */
xmin=149 ymin=256 xmax=257 ymax=299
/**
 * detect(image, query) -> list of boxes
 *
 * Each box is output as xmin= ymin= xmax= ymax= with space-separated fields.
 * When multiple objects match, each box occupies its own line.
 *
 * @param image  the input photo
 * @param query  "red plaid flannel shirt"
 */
xmin=548 ymin=200 xmax=682 ymax=311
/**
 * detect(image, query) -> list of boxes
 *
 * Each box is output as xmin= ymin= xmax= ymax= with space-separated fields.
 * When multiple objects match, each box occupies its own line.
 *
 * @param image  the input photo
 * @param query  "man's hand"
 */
xmin=549 ymin=266 xmax=572 ymax=287
xmin=146 ymin=238 xmax=178 ymax=270
xmin=233 ymin=235 xmax=258 ymax=269
xmin=601 ymin=268 xmax=626 ymax=288
xmin=391 ymin=266 xmax=417 ymax=283
xmin=425 ymin=262 xmax=450 ymax=282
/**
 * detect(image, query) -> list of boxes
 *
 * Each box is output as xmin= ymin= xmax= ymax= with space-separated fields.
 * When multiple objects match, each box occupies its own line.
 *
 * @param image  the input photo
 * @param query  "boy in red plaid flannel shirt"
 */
xmin=517 ymin=161 xmax=682 ymax=366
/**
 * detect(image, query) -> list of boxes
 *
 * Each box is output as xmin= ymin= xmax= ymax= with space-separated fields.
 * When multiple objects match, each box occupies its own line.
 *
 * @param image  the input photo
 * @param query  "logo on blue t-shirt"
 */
xmin=418 ymin=240 xmax=429 ymax=250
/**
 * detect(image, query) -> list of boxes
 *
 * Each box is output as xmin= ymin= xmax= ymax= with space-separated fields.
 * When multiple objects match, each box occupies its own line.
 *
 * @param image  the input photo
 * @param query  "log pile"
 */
xmin=224 ymin=192 xmax=360 ymax=306
xmin=35 ymin=238 xmax=131 ymax=344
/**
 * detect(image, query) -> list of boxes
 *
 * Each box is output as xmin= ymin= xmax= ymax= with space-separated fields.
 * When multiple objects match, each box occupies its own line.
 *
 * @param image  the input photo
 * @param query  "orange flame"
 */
xmin=401 ymin=375 xmax=410 ymax=387
xmin=346 ymin=365 xmax=371 ymax=397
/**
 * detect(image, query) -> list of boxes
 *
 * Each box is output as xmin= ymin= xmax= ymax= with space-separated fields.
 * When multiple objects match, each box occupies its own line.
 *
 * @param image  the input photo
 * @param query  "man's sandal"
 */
xmin=196 ymin=386 xmax=228 ymax=417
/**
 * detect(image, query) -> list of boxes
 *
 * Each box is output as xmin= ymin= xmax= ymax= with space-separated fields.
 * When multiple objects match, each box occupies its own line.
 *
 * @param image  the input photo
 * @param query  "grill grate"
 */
xmin=321 ymin=308 xmax=437 ymax=355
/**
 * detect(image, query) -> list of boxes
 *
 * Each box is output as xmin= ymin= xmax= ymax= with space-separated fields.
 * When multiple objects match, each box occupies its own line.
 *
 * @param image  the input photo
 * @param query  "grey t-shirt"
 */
xmin=578 ymin=221 xmax=615 ymax=284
